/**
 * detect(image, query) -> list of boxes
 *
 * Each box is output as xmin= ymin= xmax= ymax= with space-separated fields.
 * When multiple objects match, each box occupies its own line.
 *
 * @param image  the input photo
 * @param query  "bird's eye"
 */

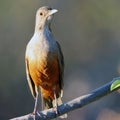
xmin=40 ymin=12 xmax=43 ymax=16
xmin=48 ymin=8 xmax=52 ymax=10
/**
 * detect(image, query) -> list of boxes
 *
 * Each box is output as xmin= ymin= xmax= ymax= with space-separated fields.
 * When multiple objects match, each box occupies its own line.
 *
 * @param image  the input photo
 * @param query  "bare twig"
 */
xmin=11 ymin=77 xmax=120 ymax=120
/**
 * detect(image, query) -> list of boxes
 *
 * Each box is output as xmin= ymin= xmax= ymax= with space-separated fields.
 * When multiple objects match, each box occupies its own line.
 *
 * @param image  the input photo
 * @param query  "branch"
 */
xmin=11 ymin=77 xmax=120 ymax=120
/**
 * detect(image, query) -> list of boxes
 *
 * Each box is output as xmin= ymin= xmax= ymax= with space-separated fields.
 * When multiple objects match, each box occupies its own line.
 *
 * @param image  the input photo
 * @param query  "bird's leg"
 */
xmin=41 ymin=92 xmax=44 ymax=110
xmin=33 ymin=92 xmax=39 ymax=114
xmin=33 ymin=87 xmax=41 ymax=115
xmin=53 ymin=86 xmax=58 ymax=115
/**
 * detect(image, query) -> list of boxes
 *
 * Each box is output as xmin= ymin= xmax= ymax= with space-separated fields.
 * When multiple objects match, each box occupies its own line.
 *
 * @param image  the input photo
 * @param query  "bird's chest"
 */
xmin=27 ymin=30 xmax=57 ymax=58
xmin=26 ymin=38 xmax=59 ymax=86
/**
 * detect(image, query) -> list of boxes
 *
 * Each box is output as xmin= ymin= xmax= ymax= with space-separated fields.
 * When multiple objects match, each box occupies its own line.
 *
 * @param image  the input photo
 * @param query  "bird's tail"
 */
xmin=42 ymin=97 xmax=53 ymax=110
xmin=42 ymin=97 xmax=67 ymax=119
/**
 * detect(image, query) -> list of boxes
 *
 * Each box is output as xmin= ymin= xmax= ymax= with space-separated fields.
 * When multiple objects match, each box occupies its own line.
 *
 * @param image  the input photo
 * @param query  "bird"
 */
xmin=25 ymin=6 xmax=67 ymax=118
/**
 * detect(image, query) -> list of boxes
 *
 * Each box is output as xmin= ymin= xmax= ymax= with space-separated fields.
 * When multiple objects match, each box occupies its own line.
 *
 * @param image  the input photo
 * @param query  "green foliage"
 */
xmin=111 ymin=79 xmax=120 ymax=91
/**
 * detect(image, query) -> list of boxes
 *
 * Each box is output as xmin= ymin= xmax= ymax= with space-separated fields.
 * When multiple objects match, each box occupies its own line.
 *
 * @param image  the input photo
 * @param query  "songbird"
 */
xmin=25 ymin=6 xmax=66 ymax=118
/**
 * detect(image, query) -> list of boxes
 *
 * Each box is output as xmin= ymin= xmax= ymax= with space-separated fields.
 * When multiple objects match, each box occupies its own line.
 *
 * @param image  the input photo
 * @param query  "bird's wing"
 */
xmin=25 ymin=58 xmax=36 ymax=98
xmin=56 ymin=41 xmax=64 ymax=97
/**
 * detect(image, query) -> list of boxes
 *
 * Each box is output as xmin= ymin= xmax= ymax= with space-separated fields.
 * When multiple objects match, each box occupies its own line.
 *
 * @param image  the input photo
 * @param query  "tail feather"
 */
xmin=42 ymin=97 xmax=53 ymax=110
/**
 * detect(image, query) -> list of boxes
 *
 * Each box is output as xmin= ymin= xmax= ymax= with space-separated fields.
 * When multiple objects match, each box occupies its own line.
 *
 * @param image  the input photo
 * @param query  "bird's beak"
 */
xmin=48 ymin=9 xmax=58 ymax=16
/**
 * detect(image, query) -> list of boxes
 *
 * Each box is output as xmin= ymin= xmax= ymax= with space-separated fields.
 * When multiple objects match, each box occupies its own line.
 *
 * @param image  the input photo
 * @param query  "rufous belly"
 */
xmin=29 ymin=55 xmax=60 ymax=99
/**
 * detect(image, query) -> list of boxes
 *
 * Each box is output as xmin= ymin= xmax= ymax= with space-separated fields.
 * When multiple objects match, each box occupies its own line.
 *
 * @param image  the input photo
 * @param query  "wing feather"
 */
xmin=56 ymin=41 xmax=64 ymax=97
xmin=25 ymin=58 xmax=36 ymax=98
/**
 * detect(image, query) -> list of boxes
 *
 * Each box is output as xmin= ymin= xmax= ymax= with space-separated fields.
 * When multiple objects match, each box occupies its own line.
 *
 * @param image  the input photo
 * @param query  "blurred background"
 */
xmin=0 ymin=0 xmax=120 ymax=119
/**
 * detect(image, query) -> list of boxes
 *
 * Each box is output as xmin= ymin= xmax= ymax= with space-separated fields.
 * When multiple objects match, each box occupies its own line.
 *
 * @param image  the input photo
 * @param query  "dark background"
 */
xmin=0 ymin=0 xmax=120 ymax=119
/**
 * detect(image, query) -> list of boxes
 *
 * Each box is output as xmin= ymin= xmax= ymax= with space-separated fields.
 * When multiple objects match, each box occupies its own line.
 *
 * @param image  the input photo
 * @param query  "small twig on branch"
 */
xmin=11 ymin=77 xmax=120 ymax=120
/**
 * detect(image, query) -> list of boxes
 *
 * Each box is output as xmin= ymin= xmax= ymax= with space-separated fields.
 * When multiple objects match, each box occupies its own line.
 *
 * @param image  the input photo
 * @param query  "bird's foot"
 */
xmin=53 ymin=105 xmax=59 ymax=116
xmin=31 ymin=111 xmax=36 ymax=116
xmin=32 ymin=110 xmax=41 ymax=117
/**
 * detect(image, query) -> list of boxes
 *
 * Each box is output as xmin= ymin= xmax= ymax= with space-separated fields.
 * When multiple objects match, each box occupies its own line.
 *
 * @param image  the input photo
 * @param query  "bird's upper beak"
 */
xmin=48 ymin=9 xmax=58 ymax=16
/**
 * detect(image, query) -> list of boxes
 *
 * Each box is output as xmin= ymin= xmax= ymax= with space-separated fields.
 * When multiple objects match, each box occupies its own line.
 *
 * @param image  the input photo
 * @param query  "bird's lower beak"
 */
xmin=48 ymin=9 xmax=58 ymax=16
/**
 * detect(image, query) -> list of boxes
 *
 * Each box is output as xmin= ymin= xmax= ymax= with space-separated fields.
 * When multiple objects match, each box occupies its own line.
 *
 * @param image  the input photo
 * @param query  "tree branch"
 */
xmin=11 ymin=77 xmax=120 ymax=120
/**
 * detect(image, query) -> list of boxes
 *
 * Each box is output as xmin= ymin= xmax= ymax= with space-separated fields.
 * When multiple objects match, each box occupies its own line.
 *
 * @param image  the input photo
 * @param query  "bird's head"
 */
xmin=35 ymin=6 xmax=58 ymax=31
